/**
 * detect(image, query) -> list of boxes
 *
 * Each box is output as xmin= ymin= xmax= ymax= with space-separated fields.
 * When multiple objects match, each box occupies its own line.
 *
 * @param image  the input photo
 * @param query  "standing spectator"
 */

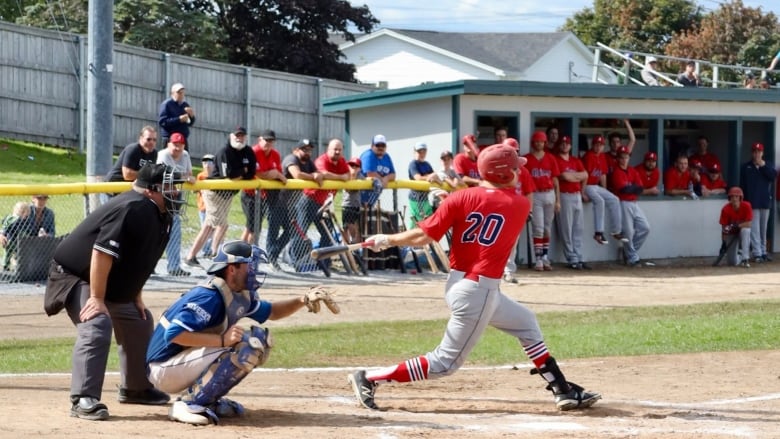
xmin=453 ymin=134 xmax=480 ymax=187
xmin=185 ymin=126 xmax=256 ymax=267
xmin=553 ymin=136 xmax=590 ymax=270
xmin=347 ymin=144 xmax=600 ymax=413
xmin=158 ymin=83 xmax=195 ymax=150
xmin=634 ymin=152 xmax=660 ymax=196
xmin=30 ymin=194 xmax=56 ymax=236
xmin=157 ymin=133 xmax=195 ymax=276
xmin=502 ymin=137 xmax=534 ymax=283
xmin=524 ymin=131 xmax=560 ymax=271
xmin=43 ymin=163 xmax=182 ymax=421
xmin=688 ymin=135 xmax=721 ymax=172
xmin=664 ymin=155 xmax=694 ymax=197
xmin=1 ymin=201 xmax=32 ymax=271
xmin=105 ymin=126 xmax=158 ymax=183
xmin=407 ymin=142 xmax=441 ymax=226
xmin=740 ymin=142 xmax=777 ymax=262
xmin=719 ymin=187 xmax=752 ymax=267
xmin=195 ymin=154 xmax=216 ymax=257
xmin=610 ymin=147 xmax=651 ymax=266
xmin=251 ymin=129 xmax=287 ymax=249
xmin=702 ymin=163 xmax=727 ymax=195
xmin=342 ymin=157 xmax=364 ymax=244
xmin=582 ymin=135 xmax=625 ymax=244
xmin=677 ymin=61 xmax=701 ymax=87
xmin=641 ymin=56 xmax=660 ymax=86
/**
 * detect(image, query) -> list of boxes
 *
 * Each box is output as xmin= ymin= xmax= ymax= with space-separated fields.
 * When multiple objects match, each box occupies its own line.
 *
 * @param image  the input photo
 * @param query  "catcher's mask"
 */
xmin=207 ymin=240 xmax=268 ymax=291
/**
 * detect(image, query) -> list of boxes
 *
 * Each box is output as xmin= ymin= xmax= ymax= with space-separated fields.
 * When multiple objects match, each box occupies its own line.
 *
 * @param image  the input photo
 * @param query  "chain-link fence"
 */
xmin=0 ymin=179 xmax=447 ymax=284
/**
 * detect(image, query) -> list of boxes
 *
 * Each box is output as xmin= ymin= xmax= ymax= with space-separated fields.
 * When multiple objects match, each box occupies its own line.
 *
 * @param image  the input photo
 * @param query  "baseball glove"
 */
xmin=303 ymin=286 xmax=340 ymax=314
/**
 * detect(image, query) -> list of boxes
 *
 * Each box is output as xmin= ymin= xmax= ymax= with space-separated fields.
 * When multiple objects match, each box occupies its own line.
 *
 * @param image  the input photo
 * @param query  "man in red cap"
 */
xmin=740 ymin=142 xmax=777 ymax=262
xmin=634 ymin=151 xmax=660 ymax=196
xmin=703 ymin=163 xmax=727 ymax=195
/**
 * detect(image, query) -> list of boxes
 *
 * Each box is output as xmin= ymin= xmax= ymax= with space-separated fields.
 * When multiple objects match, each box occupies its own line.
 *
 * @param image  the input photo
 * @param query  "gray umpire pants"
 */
xmin=557 ymin=192 xmax=584 ymax=264
xmin=584 ymin=184 xmax=622 ymax=235
xmin=620 ymin=201 xmax=650 ymax=264
xmin=65 ymin=282 xmax=155 ymax=402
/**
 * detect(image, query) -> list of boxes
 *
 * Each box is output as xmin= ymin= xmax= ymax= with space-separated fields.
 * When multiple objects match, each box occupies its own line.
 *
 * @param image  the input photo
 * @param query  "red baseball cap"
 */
xmin=170 ymin=132 xmax=185 ymax=144
xmin=644 ymin=151 xmax=657 ymax=161
xmin=690 ymin=159 xmax=703 ymax=169
xmin=709 ymin=163 xmax=721 ymax=172
xmin=752 ymin=142 xmax=765 ymax=151
xmin=347 ymin=157 xmax=361 ymax=167
xmin=616 ymin=146 xmax=630 ymax=156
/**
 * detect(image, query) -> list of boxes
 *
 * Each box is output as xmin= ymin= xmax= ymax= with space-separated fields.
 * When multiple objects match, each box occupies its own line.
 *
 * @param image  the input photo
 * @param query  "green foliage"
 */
xmin=2 ymin=300 xmax=778 ymax=373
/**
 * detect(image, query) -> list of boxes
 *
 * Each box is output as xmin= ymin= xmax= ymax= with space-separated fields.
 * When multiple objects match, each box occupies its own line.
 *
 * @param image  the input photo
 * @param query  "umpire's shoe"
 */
xmin=70 ymin=396 xmax=109 ymax=421
xmin=118 ymin=387 xmax=170 ymax=405
xmin=553 ymin=382 xmax=601 ymax=411
xmin=348 ymin=370 xmax=379 ymax=410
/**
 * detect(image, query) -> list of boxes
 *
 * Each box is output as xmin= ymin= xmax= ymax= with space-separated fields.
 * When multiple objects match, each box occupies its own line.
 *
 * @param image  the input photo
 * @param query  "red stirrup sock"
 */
xmin=365 ymin=356 xmax=430 ymax=383
xmin=524 ymin=341 xmax=550 ymax=370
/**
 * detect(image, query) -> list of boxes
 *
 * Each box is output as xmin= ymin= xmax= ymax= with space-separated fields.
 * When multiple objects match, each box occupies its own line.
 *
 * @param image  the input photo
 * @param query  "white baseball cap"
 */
xmin=372 ymin=134 xmax=387 ymax=145
xmin=171 ymin=83 xmax=185 ymax=92
xmin=646 ymin=56 xmax=657 ymax=64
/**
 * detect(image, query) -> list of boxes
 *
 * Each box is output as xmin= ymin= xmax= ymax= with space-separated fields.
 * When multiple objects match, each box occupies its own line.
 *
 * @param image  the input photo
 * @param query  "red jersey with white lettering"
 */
xmin=516 ymin=167 xmax=535 ymax=196
xmin=634 ymin=164 xmax=660 ymax=189
xmin=523 ymin=151 xmax=560 ymax=191
xmin=720 ymin=201 xmax=753 ymax=227
xmin=582 ymin=150 xmax=609 ymax=185
xmin=554 ymin=154 xmax=585 ymax=193
xmin=418 ymin=186 xmax=530 ymax=279
xmin=664 ymin=168 xmax=691 ymax=191
xmin=453 ymin=153 xmax=480 ymax=182
xmin=689 ymin=152 xmax=721 ymax=173
xmin=609 ymin=166 xmax=643 ymax=201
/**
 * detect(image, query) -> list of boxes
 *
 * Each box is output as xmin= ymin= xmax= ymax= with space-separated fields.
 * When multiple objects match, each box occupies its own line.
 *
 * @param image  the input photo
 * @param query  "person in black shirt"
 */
xmin=105 ymin=126 xmax=159 ymax=182
xmin=44 ymin=163 xmax=184 ymax=421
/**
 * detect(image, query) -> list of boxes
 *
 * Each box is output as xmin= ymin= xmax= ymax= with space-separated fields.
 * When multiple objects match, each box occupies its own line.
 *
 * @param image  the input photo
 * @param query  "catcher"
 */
xmin=145 ymin=240 xmax=339 ymax=425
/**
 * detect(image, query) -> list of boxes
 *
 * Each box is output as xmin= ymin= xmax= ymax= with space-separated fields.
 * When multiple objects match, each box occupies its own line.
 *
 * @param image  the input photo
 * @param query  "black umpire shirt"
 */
xmin=53 ymin=190 xmax=171 ymax=303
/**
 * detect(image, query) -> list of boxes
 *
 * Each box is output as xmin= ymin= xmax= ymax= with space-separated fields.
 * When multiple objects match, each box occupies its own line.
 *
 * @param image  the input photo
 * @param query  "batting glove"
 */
xmin=366 ymin=234 xmax=390 ymax=252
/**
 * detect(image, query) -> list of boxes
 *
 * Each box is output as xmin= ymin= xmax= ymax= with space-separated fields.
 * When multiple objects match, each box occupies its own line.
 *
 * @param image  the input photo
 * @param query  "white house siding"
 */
xmin=344 ymin=36 xmax=499 ymax=89
xmin=523 ymin=39 xmax=603 ymax=84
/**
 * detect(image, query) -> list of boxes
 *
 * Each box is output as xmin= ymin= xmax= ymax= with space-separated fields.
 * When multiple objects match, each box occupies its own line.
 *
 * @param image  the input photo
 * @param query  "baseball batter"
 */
xmin=348 ymin=144 xmax=600 ymax=412
xmin=525 ymin=131 xmax=561 ymax=271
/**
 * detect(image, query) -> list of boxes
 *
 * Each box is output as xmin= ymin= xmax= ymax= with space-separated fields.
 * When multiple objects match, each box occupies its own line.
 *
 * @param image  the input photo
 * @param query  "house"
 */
xmin=338 ymin=29 xmax=614 ymax=89
xmin=323 ymin=79 xmax=779 ymax=263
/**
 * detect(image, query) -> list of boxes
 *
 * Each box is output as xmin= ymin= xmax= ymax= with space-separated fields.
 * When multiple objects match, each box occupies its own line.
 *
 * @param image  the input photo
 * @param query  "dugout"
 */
xmin=323 ymin=80 xmax=780 ymax=262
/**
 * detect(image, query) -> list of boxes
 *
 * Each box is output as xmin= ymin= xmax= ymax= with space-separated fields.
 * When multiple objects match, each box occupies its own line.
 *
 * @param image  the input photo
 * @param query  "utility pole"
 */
xmin=86 ymin=0 xmax=113 ymax=212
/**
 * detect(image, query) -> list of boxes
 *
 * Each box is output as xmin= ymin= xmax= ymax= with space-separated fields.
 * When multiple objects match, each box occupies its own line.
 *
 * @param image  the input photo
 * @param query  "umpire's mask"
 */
xmin=161 ymin=166 xmax=188 ymax=217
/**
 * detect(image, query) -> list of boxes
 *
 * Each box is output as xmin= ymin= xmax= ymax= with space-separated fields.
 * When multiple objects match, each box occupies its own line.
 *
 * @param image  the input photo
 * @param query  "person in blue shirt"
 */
xmin=146 ymin=240 xmax=339 ymax=425
xmin=740 ymin=142 xmax=778 ymax=262
xmin=407 ymin=142 xmax=441 ymax=227
xmin=360 ymin=134 xmax=396 ymax=207
xmin=158 ymin=83 xmax=195 ymax=150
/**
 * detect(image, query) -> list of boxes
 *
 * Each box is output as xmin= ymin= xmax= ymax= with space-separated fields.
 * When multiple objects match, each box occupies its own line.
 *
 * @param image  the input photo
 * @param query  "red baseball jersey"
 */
xmin=418 ymin=186 xmax=530 ymax=279
xmin=664 ymin=168 xmax=691 ymax=192
xmin=453 ymin=153 xmax=480 ymax=181
xmin=516 ymin=166 xmax=536 ymax=196
xmin=582 ymin=150 xmax=609 ymax=185
xmin=610 ymin=166 xmax=643 ymax=201
xmin=634 ymin=164 xmax=660 ymax=189
xmin=689 ymin=152 xmax=721 ymax=173
xmin=308 ymin=153 xmax=349 ymax=205
xmin=605 ymin=152 xmax=618 ymax=174
xmin=554 ymin=154 xmax=585 ymax=193
xmin=720 ymin=201 xmax=753 ymax=226
xmin=702 ymin=173 xmax=727 ymax=191
xmin=523 ymin=151 xmax=560 ymax=191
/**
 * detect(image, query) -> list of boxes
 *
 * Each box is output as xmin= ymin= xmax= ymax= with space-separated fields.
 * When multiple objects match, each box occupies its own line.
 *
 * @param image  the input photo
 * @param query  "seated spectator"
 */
xmin=0 ymin=201 xmax=32 ymax=270
xmin=689 ymin=159 xmax=706 ymax=197
xmin=744 ymin=72 xmax=756 ymax=89
xmin=634 ymin=152 xmax=660 ymax=195
xmin=29 ymin=194 xmax=55 ymax=236
xmin=436 ymin=150 xmax=463 ymax=192
xmin=759 ymin=77 xmax=772 ymax=90
xmin=677 ymin=61 xmax=701 ymax=87
xmin=664 ymin=155 xmax=694 ymax=197
xmin=688 ymin=135 xmax=721 ymax=172
xmin=702 ymin=163 xmax=727 ymax=195
xmin=641 ymin=56 xmax=660 ymax=86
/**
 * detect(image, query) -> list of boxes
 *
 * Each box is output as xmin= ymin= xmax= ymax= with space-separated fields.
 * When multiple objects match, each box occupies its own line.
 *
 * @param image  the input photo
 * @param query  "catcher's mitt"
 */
xmin=303 ymin=286 xmax=340 ymax=314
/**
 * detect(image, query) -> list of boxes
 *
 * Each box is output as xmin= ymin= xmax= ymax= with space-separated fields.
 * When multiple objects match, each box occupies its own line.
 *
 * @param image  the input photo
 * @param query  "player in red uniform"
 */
xmin=610 ymin=146 xmax=651 ymax=266
xmin=501 ymin=137 xmax=535 ymax=283
xmin=702 ymin=162 xmax=727 ymax=195
xmin=582 ymin=135 xmax=625 ymax=244
xmin=664 ymin=155 xmax=694 ymax=197
xmin=453 ymin=135 xmax=481 ymax=187
xmin=347 ymin=144 xmax=600 ymax=412
xmin=634 ymin=151 xmax=660 ymax=196
xmin=554 ymin=136 xmax=591 ymax=269
xmin=689 ymin=135 xmax=722 ymax=173
xmin=525 ymin=131 xmax=561 ymax=271
xmin=719 ymin=187 xmax=752 ymax=267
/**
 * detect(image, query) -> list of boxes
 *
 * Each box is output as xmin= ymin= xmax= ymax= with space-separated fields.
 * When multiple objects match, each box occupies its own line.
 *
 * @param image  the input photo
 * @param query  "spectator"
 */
xmin=1 ymin=201 xmax=32 ymax=271
xmin=146 ymin=241 xmax=339 ymax=425
xmin=546 ymin=125 xmax=560 ymax=152
xmin=407 ymin=142 xmax=441 ymax=226
xmin=185 ymin=126 xmax=256 ymax=268
xmin=767 ymin=50 xmax=780 ymax=71
xmin=581 ymin=135 xmax=624 ymax=245
xmin=502 ymin=137 xmax=535 ymax=283
xmin=759 ymin=77 xmax=773 ymax=90
xmin=677 ymin=61 xmax=701 ymax=87
xmin=606 ymin=119 xmax=636 ymax=173
xmin=740 ymin=142 xmax=778 ymax=262
xmin=157 ymin=133 xmax=195 ymax=277
xmin=436 ymin=150 xmax=463 ymax=191
xmin=524 ymin=131 xmax=560 ymax=271
xmin=105 ymin=126 xmax=158 ymax=183
xmin=453 ymin=134 xmax=480 ymax=187
xmin=30 ymin=194 xmax=56 ymax=236
xmin=744 ymin=71 xmax=757 ymax=89
xmin=634 ymin=152 xmax=660 ymax=196
xmin=342 ymin=157 xmax=363 ymax=244
xmin=688 ymin=135 xmax=721 ymax=172
xmin=251 ymin=129 xmax=287 ymax=250
xmin=719 ymin=187 xmax=752 ymax=267
xmin=609 ymin=147 xmax=651 ymax=266
xmin=553 ymin=136 xmax=590 ymax=270
xmin=43 ymin=163 xmax=182 ymax=421
xmin=294 ymin=138 xmax=349 ymax=251
xmin=702 ymin=163 xmax=727 ymax=195
xmin=360 ymin=134 xmax=396 ymax=189
xmin=493 ymin=127 xmax=508 ymax=144
xmin=664 ymin=155 xmax=694 ymax=197
xmin=641 ymin=56 xmax=660 ymax=86
xmin=195 ymin=154 xmax=216 ymax=257
xmin=158 ymin=83 xmax=195 ymax=150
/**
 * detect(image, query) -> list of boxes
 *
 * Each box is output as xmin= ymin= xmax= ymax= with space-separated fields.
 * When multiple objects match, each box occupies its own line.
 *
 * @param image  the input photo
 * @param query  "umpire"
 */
xmin=44 ymin=163 xmax=185 ymax=421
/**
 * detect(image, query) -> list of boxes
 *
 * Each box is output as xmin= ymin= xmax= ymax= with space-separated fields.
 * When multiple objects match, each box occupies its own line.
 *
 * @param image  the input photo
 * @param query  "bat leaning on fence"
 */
xmin=310 ymin=241 xmax=376 ymax=261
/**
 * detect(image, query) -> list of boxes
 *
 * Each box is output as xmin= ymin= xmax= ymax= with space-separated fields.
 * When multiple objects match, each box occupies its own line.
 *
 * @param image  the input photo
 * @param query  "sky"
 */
xmin=350 ymin=1 xmax=779 ymax=33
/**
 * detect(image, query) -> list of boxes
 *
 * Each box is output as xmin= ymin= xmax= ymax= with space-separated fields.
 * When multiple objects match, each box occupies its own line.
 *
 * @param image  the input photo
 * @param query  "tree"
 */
xmin=15 ymin=0 xmax=88 ymax=33
xmin=0 ymin=0 xmax=34 ymax=22
xmin=664 ymin=0 xmax=780 ymax=82
xmin=191 ymin=0 xmax=378 ymax=81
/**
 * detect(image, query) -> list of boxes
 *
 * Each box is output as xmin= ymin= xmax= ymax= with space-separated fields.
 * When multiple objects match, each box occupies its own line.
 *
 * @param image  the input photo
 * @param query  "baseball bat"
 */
xmin=310 ymin=241 xmax=375 ymax=261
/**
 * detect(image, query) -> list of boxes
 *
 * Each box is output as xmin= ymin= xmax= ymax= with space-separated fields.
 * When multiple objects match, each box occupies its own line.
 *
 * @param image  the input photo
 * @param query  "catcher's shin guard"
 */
xmin=185 ymin=327 xmax=273 ymax=407
xmin=530 ymin=356 xmax=601 ymax=410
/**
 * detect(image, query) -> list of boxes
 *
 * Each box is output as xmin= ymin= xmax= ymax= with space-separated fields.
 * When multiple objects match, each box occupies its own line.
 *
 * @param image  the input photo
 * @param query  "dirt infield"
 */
xmin=1 ymin=261 xmax=779 ymax=438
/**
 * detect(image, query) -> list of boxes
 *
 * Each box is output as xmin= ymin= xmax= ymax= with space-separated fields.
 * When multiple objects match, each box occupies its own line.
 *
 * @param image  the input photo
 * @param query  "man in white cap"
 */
xmin=641 ymin=56 xmax=660 ymax=86
xmin=158 ymin=82 xmax=196 ymax=151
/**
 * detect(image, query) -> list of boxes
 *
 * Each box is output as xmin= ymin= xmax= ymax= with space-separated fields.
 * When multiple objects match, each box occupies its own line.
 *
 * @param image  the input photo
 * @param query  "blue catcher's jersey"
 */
xmin=146 ymin=280 xmax=272 ymax=364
